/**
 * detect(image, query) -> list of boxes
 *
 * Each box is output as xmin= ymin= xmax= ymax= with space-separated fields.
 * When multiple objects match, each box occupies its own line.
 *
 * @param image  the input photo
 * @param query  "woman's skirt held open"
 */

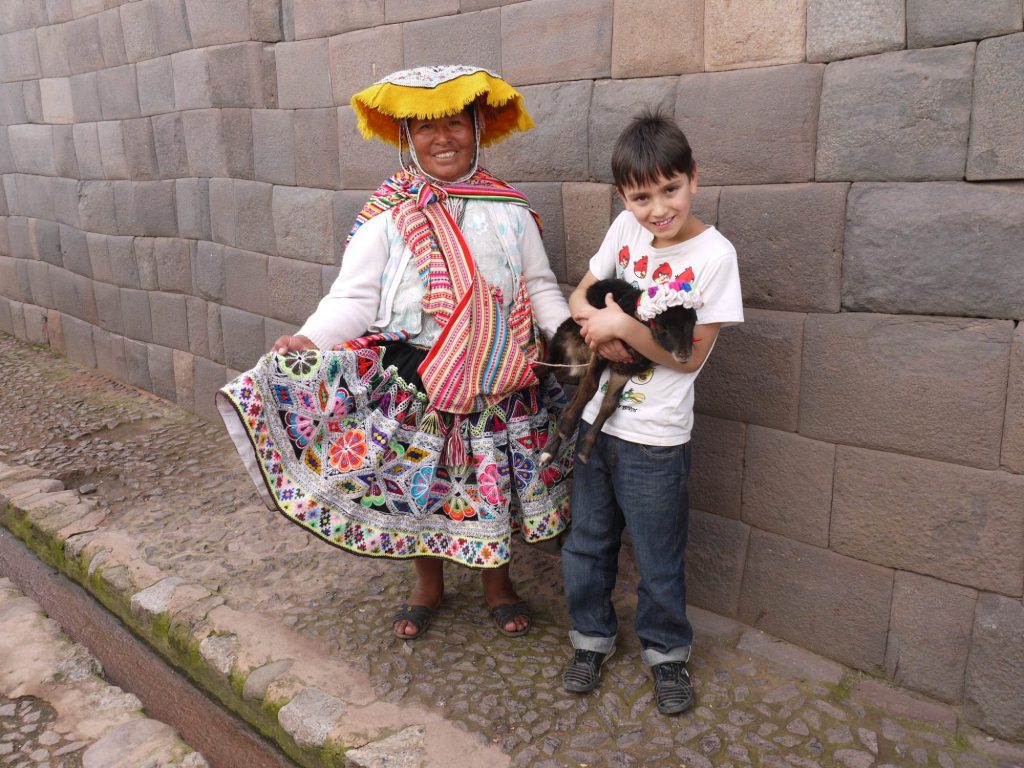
xmin=216 ymin=334 xmax=574 ymax=569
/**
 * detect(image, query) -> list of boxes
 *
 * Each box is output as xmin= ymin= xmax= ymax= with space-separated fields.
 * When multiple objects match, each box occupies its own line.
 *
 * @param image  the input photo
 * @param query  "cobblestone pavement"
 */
xmin=1 ymin=334 xmax=1023 ymax=768
xmin=0 ymin=577 xmax=205 ymax=768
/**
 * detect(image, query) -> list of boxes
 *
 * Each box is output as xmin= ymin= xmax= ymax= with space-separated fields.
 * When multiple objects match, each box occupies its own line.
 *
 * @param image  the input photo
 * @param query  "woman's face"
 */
xmin=408 ymin=110 xmax=475 ymax=181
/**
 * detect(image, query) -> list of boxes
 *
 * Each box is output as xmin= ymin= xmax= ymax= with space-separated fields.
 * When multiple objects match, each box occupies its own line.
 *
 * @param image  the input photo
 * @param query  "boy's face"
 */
xmin=619 ymin=170 xmax=699 ymax=249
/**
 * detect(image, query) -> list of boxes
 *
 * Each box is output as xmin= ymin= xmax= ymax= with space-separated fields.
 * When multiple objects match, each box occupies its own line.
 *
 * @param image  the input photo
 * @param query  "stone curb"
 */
xmin=0 ymin=576 xmax=206 ymax=768
xmin=0 ymin=462 xmax=511 ymax=768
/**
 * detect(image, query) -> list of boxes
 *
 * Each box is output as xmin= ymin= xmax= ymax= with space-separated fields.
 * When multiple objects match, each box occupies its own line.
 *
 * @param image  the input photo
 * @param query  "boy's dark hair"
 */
xmin=611 ymin=110 xmax=695 ymax=190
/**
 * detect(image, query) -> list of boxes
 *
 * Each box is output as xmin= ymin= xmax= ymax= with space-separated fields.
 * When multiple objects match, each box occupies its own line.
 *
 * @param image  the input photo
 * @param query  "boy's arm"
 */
xmin=581 ymin=293 xmax=722 ymax=374
xmin=570 ymin=271 xmax=633 ymax=364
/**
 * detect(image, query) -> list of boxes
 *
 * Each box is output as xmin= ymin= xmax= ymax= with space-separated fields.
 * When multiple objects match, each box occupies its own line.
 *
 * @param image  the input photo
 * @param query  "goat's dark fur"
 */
xmin=539 ymin=279 xmax=698 ymax=465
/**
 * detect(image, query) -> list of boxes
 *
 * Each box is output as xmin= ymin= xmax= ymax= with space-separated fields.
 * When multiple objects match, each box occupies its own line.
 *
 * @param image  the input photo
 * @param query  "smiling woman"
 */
xmin=216 ymin=66 xmax=574 ymax=642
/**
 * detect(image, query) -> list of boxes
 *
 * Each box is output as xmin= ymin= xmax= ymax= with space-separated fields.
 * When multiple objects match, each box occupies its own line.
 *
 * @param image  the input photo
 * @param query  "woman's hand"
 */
xmin=271 ymin=334 xmax=317 ymax=354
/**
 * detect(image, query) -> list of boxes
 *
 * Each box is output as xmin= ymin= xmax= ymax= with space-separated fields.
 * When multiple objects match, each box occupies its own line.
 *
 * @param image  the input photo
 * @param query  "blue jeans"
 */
xmin=562 ymin=421 xmax=693 ymax=666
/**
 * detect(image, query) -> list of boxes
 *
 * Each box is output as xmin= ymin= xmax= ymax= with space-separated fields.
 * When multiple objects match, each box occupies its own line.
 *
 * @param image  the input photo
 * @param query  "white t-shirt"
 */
xmin=582 ymin=211 xmax=744 ymax=446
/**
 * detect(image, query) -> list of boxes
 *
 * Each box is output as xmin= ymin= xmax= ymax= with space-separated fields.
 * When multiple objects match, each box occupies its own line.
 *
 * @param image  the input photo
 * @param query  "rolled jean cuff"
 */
xmin=641 ymin=645 xmax=691 ymax=667
xmin=569 ymin=630 xmax=616 ymax=654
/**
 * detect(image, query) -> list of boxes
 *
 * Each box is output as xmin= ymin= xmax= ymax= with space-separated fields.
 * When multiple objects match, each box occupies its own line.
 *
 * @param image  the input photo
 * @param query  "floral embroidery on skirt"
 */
xmin=217 ymin=333 xmax=574 ymax=568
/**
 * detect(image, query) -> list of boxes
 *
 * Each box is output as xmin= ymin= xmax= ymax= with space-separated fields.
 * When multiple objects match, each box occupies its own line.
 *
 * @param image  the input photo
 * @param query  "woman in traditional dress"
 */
xmin=217 ymin=66 xmax=574 ymax=639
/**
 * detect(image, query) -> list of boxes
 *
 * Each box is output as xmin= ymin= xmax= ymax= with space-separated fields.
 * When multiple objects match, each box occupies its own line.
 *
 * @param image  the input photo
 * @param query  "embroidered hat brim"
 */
xmin=351 ymin=65 xmax=534 ymax=148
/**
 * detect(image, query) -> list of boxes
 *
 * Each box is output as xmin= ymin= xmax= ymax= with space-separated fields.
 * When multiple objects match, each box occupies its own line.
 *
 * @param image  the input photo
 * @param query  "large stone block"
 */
xmin=403 ymin=9 xmax=500 ymax=73
xmin=171 ymin=49 xmax=213 ymax=111
xmin=132 ymin=237 xmax=159 ymax=289
xmin=886 ymin=571 xmax=976 ymax=704
xmin=124 ymin=337 xmax=152 ymax=390
xmin=61 ymin=314 xmax=96 ymax=369
xmin=122 ymin=117 xmax=159 ymax=180
xmin=191 ymin=240 xmax=224 ymax=301
xmin=97 ymin=120 xmax=129 ymax=179
xmin=249 ymin=0 xmax=282 ymax=42
xmin=220 ymin=305 xmax=266 ymax=371
xmin=252 ymin=109 xmax=295 ymax=186
xmin=332 ymin=191 xmax=369 ymax=259
xmin=718 ymin=183 xmax=846 ymax=313
xmin=611 ymin=0 xmax=702 ymax=78
xmin=154 ymin=237 xmax=190 ymax=293
xmin=184 ymin=0 xmax=249 ymax=47
xmin=31 ymin=219 xmax=62 ymax=267
xmin=181 ymin=109 xmax=229 ymax=178
xmin=676 ymin=65 xmax=823 ymax=186
xmin=93 ymin=280 xmax=123 ymax=334
xmin=290 ymin=0 xmax=384 ymax=40
xmin=146 ymin=342 xmax=177 ymax=400
xmin=98 ymin=64 xmax=141 ymax=120
xmin=689 ymin=413 xmax=745 ymax=520
xmin=232 ymin=180 xmax=276 ymax=256
xmin=1004 ymin=326 xmax=1024 ymax=473
xmin=964 ymin=594 xmax=1024 ymax=740
xmin=336 ymin=106 xmax=396 ymax=189
xmin=328 ymin=25 xmax=403 ymax=106
xmin=65 ymin=17 xmax=103 ymax=74
xmin=738 ymin=529 xmax=894 ymax=673
xmin=26 ymin=260 xmax=54 ymax=307
xmin=907 ymin=0 xmax=1022 ymax=48
xmin=967 ymin=33 xmax=1024 ymax=181
xmin=206 ymin=42 xmax=266 ymax=108
xmin=515 ymin=182 xmax=564 ymax=282
xmin=705 ymin=0 xmax=805 ymax=71
xmin=385 ymin=0 xmax=457 ymax=23
xmin=152 ymin=113 xmax=188 ymax=179
xmin=0 ymin=2 xmax=46 ymax=34
xmin=276 ymin=39 xmax=333 ymax=109
xmin=9 ymin=125 xmax=56 ymax=176
xmin=686 ymin=510 xmax=749 ymax=617
xmin=49 ymin=266 xmax=97 ymax=323
xmin=59 ymin=225 xmax=90 ymax=277
xmin=801 ymin=313 xmax=1012 ymax=468
xmin=562 ymin=182 xmax=611 ymax=285
xmin=272 ymin=186 xmax=335 ymax=264
xmin=267 ymin=256 xmax=322 ymax=324
xmin=484 ymin=81 xmax=591 ymax=182
xmin=0 ymin=82 xmax=28 ymax=125
xmin=588 ymin=77 xmax=677 ymax=184
xmin=114 ymin=180 xmax=178 ymax=237
xmin=833 ymin=446 xmax=1024 ymax=594
xmin=208 ymin=177 xmax=235 ymax=246
xmin=22 ymin=80 xmax=42 ymax=123
xmin=806 ymin=0 xmax=904 ymax=62
xmin=93 ymin=329 xmax=129 ymax=383
xmin=817 ymin=45 xmax=975 ymax=182
xmin=1 ymin=28 xmax=41 ymax=81
xmin=294 ymin=108 xmax=340 ymax=190
xmin=843 ymin=182 xmax=1024 ymax=320
xmin=149 ymin=290 xmax=188 ymax=350
xmin=221 ymin=107 xmax=255 ymax=180
xmin=36 ymin=23 xmax=71 ymax=78
xmin=46 ymin=0 xmax=75 ymax=25
xmin=120 ymin=0 xmax=190 ymax=61
xmin=107 ymin=236 xmax=140 ymax=288
xmin=192 ymin=355 xmax=227 ymax=423
xmin=136 ymin=56 xmax=175 ymax=117
xmin=695 ymin=309 xmax=804 ymax=432
xmin=39 ymin=78 xmax=74 ymax=124
xmin=119 ymin=287 xmax=152 ymax=341
xmin=501 ymin=0 xmax=612 ymax=85
xmin=175 ymin=178 xmax=210 ymax=242
xmin=53 ymin=131 xmax=79 ymax=188
xmin=225 ymin=245 xmax=270 ymax=318
xmin=741 ymin=426 xmax=834 ymax=548
xmin=23 ymin=303 xmax=49 ymax=345
xmin=77 ymin=180 xmax=118 ymax=235
xmin=184 ymin=295 xmax=209 ymax=357
xmin=70 ymin=72 xmax=102 ymax=123
xmin=97 ymin=8 xmax=127 ymax=68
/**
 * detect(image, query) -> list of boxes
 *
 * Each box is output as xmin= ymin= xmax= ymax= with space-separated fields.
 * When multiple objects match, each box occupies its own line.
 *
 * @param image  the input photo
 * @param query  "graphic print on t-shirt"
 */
xmin=652 ymin=262 xmax=673 ymax=284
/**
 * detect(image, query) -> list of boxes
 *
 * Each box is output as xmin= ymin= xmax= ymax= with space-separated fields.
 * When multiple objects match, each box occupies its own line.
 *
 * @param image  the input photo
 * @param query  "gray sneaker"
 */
xmin=562 ymin=648 xmax=614 ymax=692
xmin=651 ymin=661 xmax=695 ymax=715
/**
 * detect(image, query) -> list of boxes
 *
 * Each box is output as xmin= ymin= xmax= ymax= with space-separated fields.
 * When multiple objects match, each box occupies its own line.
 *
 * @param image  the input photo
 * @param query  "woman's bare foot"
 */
xmin=394 ymin=559 xmax=444 ymax=638
xmin=481 ymin=564 xmax=529 ymax=634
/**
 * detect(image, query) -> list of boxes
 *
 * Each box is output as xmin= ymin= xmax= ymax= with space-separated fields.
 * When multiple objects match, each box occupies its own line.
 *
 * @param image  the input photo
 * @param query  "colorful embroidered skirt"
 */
xmin=216 ymin=333 xmax=574 ymax=569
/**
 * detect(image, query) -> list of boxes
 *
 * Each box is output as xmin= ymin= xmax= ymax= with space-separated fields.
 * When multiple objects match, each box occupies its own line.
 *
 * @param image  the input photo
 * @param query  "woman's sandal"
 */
xmin=392 ymin=604 xmax=437 ymax=639
xmin=490 ymin=600 xmax=531 ymax=637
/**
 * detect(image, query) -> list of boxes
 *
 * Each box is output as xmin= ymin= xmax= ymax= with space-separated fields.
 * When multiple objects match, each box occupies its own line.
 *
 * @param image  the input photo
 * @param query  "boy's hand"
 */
xmin=581 ymin=293 xmax=631 ymax=348
xmin=596 ymin=340 xmax=633 ymax=364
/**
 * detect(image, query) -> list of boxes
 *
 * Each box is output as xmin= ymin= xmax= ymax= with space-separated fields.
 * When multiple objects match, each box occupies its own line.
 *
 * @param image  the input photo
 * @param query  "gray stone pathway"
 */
xmin=1 ymin=333 xmax=1023 ymax=768
xmin=0 ymin=577 xmax=205 ymax=768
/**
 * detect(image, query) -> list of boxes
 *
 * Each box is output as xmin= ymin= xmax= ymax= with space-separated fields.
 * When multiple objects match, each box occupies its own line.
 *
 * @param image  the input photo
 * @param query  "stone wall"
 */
xmin=0 ymin=0 xmax=1021 ymax=741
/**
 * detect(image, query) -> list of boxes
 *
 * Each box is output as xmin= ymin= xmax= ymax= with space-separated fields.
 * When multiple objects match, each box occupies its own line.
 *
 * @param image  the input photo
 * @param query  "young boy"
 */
xmin=560 ymin=112 xmax=743 ymax=715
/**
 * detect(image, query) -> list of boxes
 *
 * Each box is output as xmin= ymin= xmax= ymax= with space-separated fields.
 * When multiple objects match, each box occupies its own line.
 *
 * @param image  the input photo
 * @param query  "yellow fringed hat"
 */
xmin=351 ymin=65 xmax=534 ymax=148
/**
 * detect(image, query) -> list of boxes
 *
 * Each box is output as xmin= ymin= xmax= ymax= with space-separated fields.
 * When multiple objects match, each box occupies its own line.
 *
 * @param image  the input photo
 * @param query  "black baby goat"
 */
xmin=539 ymin=278 xmax=701 ymax=465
